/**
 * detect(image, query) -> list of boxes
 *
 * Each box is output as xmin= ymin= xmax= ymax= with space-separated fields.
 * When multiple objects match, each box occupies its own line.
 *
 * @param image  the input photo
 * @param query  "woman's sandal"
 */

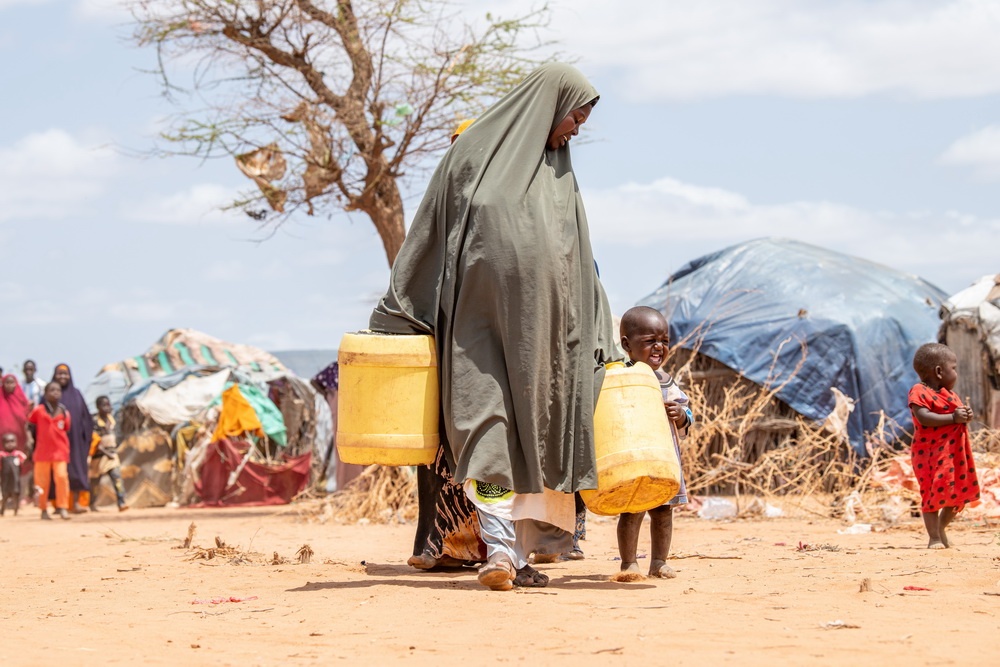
xmin=477 ymin=554 xmax=516 ymax=591
xmin=406 ymin=553 xmax=438 ymax=570
xmin=514 ymin=565 xmax=550 ymax=588
xmin=408 ymin=553 xmax=476 ymax=570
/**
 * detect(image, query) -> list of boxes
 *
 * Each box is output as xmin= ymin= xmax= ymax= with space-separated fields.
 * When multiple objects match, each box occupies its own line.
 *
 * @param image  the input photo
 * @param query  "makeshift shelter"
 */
xmin=85 ymin=328 xmax=288 ymax=411
xmin=194 ymin=438 xmax=312 ymax=507
xmin=638 ymin=238 xmax=947 ymax=457
xmin=271 ymin=349 xmax=354 ymax=491
xmin=939 ymin=274 xmax=1000 ymax=429
xmin=84 ymin=330 xmax=331 ymax=508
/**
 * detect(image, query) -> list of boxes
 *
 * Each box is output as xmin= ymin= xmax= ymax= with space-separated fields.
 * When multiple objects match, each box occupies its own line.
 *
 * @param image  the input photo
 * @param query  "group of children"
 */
xmin=0 ymin=385 xmax=126 ymax=519
xmin=604 ymin=305 xmax=979 ymax=577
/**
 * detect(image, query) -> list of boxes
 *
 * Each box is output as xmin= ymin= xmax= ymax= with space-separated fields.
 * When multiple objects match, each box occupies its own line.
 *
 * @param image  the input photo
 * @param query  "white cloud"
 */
xmin=108 ymin=301 xmax=177 ymax=321
xmin=11 ymin=299 xmax=76 ymax=325
xmin=0 ymin=129 xmax=119 ymax=223
xmin=0 ymin=0 xmax=50 ymax=10
xmin=0 ymin=281 xmax=27 ymax=302
xmin=940 ymin=125 xmax=1000 ymax=180
xmin=122 ymin=183 xmax=245 ymax=224
xmin=469 ymin=0 xmax=1000 ymax=101
xmin=77 ymin=288 xmax=115 ymax=306
xmin=74 ymin=0 xmax=130 ymax=21
xmin=201 ymin=259 xmax=248 ymax=282
xmin=106 ymin=294 xmax=229 ymax=322
xmin=245 ymin=331 xmax=300 ymax=351
xmin=586 ymin=175 xmax=1000 ymax=293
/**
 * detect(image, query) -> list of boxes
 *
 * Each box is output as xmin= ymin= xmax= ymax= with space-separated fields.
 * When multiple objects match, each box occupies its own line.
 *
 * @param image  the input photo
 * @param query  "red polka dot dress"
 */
xmin=908 ymin=383 xmax=980 ymax=514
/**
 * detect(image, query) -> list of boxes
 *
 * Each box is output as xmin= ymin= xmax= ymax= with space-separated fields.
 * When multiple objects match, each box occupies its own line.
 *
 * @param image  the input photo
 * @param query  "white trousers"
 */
xmin=476 ymin=508 xmax=573 ymax=570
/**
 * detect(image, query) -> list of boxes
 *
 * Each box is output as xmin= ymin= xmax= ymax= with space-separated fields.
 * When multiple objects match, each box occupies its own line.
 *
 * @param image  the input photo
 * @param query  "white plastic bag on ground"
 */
xmin=837 ymin=523 xmax=872 ymax=535
xmin=698 ymin=497 xmax=737 ymax=520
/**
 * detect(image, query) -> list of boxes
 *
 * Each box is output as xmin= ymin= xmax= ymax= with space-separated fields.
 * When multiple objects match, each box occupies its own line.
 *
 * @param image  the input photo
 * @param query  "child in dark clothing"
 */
xmin=88 ymin=396 xmax=127 ymax=511
xmin=1 ymin=433 xmax=28 ymax=515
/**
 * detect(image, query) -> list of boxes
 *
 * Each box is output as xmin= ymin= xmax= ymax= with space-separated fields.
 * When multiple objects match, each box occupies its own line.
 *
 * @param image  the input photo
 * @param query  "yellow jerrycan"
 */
xmin=336 ymin=331 xmax=439 ymax=466
xmin=580 ymin=362 xmax=681 ymax=515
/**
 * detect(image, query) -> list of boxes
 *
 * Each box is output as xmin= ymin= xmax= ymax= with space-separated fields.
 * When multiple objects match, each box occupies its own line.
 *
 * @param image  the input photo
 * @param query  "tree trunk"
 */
xmin=359 ymin=166 xmax=406 ymax=267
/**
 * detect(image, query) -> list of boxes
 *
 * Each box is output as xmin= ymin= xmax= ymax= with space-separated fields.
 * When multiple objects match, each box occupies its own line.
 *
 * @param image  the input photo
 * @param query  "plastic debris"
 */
xmin=742 ymin=497 xmax=784 ymax=518
xmin=837 ymin=523 xmax=872 ymax=535
xmin=842 ymin=490 xmax=866 ymax=524
xmin=697 ymin=497 xmax=737 ymax=520
xmin=191 ymin=596 xmax=259 ymax=605
xmin=903 ymin=586 xmax=932 ymax=591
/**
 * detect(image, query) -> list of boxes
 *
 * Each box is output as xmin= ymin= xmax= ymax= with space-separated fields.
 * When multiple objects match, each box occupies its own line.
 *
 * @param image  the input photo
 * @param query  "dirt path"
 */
xmin=1 ymin=504 xmax=997 ymax=665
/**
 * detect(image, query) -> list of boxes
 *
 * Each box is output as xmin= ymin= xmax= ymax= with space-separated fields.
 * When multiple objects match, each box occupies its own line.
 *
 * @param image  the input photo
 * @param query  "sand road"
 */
xmin=1 ymin=503 xmax=997 ymax=665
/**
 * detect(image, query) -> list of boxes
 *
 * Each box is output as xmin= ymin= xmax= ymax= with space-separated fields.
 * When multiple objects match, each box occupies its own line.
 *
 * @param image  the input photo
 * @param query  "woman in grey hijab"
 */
xmin=370 ymin=63 xmax=619 ymax=590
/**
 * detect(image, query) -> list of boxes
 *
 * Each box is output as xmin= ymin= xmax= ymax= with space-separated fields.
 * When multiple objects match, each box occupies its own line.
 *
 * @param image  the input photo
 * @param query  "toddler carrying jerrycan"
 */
xmin=580 ymin=362 xmax=681 ymax=515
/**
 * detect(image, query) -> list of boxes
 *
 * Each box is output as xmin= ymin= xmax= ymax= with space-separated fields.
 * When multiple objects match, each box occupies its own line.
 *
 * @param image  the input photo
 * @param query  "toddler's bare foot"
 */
xmin=927 ymin=540 xmax=946 ymax=549
xmin=648 ymin=559 xmax=677 ymax=578
xmin=610 ymin=561 xmax=646 ymax=582
xmin=939 ymin=529 xmax=950 ymax=548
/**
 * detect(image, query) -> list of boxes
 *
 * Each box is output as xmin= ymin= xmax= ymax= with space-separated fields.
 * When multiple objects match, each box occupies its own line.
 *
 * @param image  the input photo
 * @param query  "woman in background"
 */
xmin=52 ymin=364 xmax=93 ymax=513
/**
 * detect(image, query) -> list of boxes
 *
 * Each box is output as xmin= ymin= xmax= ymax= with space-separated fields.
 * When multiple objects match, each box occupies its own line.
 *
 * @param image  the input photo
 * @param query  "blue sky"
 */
xmin=2 ymin=0 xmax=998 ymax=385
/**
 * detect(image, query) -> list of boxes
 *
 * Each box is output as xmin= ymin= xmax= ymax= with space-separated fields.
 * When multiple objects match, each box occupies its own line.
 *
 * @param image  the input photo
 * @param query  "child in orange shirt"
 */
xmin=27 ymin=382 xmax=72 ymax=520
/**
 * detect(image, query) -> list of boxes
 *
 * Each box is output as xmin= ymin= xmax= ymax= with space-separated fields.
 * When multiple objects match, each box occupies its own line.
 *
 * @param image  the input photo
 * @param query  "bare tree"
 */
xmin=130 ymin=0 xmax=555 ymax=265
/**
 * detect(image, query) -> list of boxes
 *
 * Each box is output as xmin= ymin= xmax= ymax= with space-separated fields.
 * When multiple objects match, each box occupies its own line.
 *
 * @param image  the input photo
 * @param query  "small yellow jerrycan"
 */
xmin=580 ymin=362 xmax=681 ymax=515
xmin=335 ymin=331 xmax=439 ymax=466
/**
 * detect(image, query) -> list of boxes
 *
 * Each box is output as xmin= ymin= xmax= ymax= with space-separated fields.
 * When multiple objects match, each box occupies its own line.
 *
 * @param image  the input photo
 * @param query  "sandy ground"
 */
xmin=1 ymin=501 xmax=998 ymax=666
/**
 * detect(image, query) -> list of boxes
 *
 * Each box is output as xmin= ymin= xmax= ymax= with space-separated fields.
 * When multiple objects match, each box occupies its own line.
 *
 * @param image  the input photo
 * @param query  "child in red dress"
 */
xmin=908 ymin=343 xmax=979 ymax=549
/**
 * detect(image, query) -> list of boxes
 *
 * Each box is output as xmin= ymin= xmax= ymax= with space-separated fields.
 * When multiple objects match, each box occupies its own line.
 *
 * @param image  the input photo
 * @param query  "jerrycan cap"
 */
xmin=605 ymin=362 xmax=626 ymax=369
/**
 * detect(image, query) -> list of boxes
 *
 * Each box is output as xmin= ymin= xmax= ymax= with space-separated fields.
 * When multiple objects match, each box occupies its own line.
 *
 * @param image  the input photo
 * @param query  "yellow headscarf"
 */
xmin=450 ymin=118 xmax=475 ymax=142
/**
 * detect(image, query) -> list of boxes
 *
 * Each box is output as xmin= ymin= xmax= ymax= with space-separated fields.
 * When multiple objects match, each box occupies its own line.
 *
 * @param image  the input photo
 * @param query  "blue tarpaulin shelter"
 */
xmin=638 ymin=238 xmax=947 ymax=450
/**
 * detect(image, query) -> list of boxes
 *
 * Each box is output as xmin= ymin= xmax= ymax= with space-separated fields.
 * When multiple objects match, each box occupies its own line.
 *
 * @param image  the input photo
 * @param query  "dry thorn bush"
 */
xmin=300 ymin=464 xmax=418 ymax=525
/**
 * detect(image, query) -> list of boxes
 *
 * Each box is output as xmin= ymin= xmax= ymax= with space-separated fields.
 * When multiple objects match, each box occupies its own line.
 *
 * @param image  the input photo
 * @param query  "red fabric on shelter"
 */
xmin=193 ymin=438 xmax=311 ymax=507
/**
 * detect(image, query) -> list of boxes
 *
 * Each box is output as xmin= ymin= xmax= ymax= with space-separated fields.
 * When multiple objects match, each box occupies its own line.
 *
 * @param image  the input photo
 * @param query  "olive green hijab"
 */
xmin=370 ymin=63 xmax=619 ymax=494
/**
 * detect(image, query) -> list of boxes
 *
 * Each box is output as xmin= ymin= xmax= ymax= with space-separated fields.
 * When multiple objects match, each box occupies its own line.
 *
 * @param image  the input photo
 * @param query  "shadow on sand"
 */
xmin=286 ymin=564 xmax=657 ymax=592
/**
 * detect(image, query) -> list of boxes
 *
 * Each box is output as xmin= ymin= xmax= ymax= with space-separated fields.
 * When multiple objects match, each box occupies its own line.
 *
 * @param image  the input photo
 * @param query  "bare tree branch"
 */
xmin=129 ymin=0 xmax=559 ymax=265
